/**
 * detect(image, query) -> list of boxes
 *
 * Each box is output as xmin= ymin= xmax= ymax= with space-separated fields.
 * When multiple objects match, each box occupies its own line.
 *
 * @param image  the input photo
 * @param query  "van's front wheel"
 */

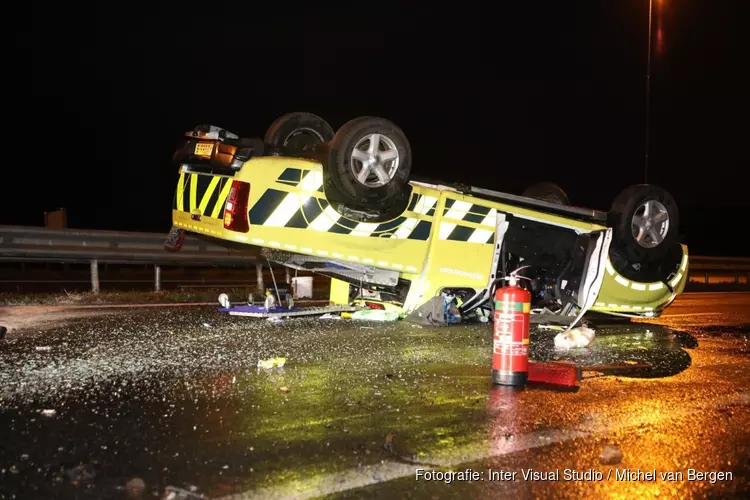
xmin=609 ymin=185 xmax=679 ymax=262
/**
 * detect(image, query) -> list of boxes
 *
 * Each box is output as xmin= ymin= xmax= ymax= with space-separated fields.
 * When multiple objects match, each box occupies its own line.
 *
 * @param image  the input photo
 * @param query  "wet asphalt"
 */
xmin=1 ymin=292 xmax=749 ymax=499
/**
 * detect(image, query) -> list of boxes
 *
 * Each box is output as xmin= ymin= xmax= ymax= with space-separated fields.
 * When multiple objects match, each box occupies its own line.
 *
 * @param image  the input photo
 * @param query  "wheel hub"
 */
xmin=631 ymin=199 xmax=670 ymax=249
xmin=350 ymin=134 xmax=400 ymax=188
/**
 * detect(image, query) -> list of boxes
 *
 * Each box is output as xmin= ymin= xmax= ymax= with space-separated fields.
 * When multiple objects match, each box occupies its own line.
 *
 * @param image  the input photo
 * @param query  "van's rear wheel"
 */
xmin=264 ymin=112 xmax=334 ymax=151
xmin=324 ymin=116 xmax=411 ymax=209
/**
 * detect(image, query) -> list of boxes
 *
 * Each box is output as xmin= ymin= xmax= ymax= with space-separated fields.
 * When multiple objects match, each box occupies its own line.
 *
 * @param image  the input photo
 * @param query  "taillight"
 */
xmin=223 ymin=180 xmax=251 ymax=232
xmin=365 ymin=302 xmax=385 ymax=310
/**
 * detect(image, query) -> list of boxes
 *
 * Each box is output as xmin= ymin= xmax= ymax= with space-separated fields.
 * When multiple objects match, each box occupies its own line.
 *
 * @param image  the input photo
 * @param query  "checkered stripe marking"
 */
xmin=437 ymin=198 xmax=498 ymax=244
xmin=249 ymin=169 xmax=439 ymax=240
xmin=176 ymin=169 xmax=499 ymax=244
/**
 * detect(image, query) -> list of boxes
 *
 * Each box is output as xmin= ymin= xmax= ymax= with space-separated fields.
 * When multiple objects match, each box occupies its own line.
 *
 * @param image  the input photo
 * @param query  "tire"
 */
xmin=325 ymin=116 xmax=411 ymax=209
xmin=609 ymin=241 xmax=684 ymax=284
xmin=522 ymin=182 xmax=570 ymax=205
xmin=609 ymin=184 xmax=679 ymax=262
xmin=264 ymin=112 xmax=334 ymax=151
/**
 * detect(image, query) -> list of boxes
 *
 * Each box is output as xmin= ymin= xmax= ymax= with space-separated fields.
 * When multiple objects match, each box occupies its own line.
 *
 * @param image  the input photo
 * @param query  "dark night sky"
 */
xmin=9 ymin=1 xmax=749 ymax=256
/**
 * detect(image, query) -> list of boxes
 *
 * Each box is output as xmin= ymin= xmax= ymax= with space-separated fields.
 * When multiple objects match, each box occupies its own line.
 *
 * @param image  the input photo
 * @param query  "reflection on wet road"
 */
xmin=0 ymin=292 xmax=748 ymax=499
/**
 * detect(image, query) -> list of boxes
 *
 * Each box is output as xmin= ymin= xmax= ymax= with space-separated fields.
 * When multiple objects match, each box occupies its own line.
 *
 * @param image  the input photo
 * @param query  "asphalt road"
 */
xmin=0 ymin=292 xmax=748 ymax=499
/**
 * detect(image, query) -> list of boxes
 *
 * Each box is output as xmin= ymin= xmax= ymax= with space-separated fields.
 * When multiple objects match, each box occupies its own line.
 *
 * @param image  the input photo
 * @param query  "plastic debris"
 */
xmin=66 ymin=463 xmax=96 ymax=485
xmin=163 ymin=486 xmax=206 ymax=499
xmin=279 ymin=386 xmax=290 ymax=393
xmin=351 ymin=309 xmax=400 ymax=322
xmin=35 ymin=346 xmax=51 ymax=352
xmin=266 ymin=317 xmax=283 ymax=323
xmin=126 ymin=477 xmax=146 ymax=497
xmin=218 ymin=293 xmax=231 ymax=309
xmin=538 ymin=324 xmax=566 ymax=331
xmin=40 ymin=409 xmax=57 ymax=417
xmin=318 ymin=313 xmax=341 ymax=319
xmin=404 ymin=296 xmax=446 ymax=325
xmin=554 ymin=326 xmax=595 ymax=349
xmin=264 ymin=290 xmax=276 ymax=311
xmin=257 ymin=357 xmax=286 ymax=370
xmin=599 ymin=444 xmax=623 ymax=465
xmin=442 ymin=294 xmax=462 ymax=324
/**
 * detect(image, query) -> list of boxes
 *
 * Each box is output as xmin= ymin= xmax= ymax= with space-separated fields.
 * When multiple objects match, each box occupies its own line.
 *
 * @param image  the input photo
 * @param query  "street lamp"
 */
xmin=644 ymin=0 xmax=654 ymax=184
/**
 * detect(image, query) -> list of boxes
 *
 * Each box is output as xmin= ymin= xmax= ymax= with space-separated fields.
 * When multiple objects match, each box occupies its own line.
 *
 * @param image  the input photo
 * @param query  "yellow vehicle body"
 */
xmin=172 ymin=156 xmax=688 ymax=317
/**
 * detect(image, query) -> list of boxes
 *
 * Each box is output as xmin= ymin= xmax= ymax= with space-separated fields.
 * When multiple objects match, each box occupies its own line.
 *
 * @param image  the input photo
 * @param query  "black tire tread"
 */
xmin=325 ymin=116 xmax=411 ymax=209
xmin=522 ymin=182 xmax=570 ymax=205
xmin=609 ymin=184 xmax=679 ymax=262
xmin=264 ymin=112 xmax=334 ymax=149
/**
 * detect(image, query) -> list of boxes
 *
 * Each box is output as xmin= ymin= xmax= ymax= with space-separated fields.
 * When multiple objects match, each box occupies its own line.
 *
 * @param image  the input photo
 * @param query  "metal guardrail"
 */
xmin=0 ymin=225 xmax=262 ymax=292
xmin=0 ymin=225 xmax=748 ymax=291
xmin=687 ymin=255 xmax=750 ymax=272
xmin=687 ymin=255 xmax=750 ymax=286
xmin=0 ymin=225 xmax=259 ymax=265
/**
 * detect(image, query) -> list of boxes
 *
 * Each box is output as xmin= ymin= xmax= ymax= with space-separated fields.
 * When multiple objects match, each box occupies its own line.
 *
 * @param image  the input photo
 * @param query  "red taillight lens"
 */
xmin=223 ymin=180 xmax=250 ymax=232
xmin=365 ymin=302 xmax=385 ymax=310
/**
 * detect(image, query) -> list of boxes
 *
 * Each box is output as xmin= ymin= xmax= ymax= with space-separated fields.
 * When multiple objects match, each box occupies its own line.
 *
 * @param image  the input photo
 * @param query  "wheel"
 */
xmin=325 ymin=116 xmax=411 ymax=209
xmin=264 ymin=112 xmax=334 ymax=151
xmin=609 ymin=184 xmax=679 ymax=262
xmin=522 ymin=182 xmax=570 ymax=205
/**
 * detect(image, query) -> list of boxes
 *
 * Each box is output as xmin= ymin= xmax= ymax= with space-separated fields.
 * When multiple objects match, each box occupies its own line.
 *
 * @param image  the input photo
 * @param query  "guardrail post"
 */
xmin=154 ymin=265 xmax=162 ymax=292
xmin=90 ymin=259 xmax=100 ymax=294
xmin=256 ymin=263 xmax=264 ymax=292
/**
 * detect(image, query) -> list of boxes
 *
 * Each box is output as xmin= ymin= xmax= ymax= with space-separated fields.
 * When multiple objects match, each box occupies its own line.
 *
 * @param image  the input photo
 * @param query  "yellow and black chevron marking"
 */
xmin=174 ymin=172 xmax=233 ymax=219
xmin=276 ymin=167 xmax=325 ymax=193
xmin=249 ymin=181 xmax=435 ymax=240
xmin=438 ymin=198 xmax=498 ymax=244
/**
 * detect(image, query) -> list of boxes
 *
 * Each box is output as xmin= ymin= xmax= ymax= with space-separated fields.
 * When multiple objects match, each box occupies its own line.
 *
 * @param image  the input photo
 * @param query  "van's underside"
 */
xmin=262 ymin=213 xmax=611 ymax=318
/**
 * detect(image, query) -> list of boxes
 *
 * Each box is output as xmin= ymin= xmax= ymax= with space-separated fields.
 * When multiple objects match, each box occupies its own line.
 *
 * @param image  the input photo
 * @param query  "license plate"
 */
xmin=194 ymin=142 xmax=214 ymax=157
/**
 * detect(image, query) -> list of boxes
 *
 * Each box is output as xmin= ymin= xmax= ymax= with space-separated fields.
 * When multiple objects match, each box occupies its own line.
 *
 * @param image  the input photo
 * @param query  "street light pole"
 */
xmin=644 ymin=0 xmax=653 ymax=184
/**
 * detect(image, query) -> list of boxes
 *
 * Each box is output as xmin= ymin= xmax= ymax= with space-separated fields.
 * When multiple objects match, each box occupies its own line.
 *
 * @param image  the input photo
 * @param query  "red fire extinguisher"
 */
xmin=492 ymin=270 xmax=531 ymax=387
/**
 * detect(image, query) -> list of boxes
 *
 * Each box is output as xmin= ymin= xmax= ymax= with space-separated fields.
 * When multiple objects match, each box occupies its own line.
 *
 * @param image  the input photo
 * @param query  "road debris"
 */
xmin=538 ymin=324 xmax=565 ymax=331
xmin=351 ymin=309 xmax=400 ymax=321
xmin=599 ymin=444 xmax=623 ymax=465
xmin=163 ymin=485 xmax=206 ymax=499
xmin=554 ymin=325 xmax=596 ymax=349
xmin=257 ymin=357 xmax=286 ymax=370
xmin=66 ymin=463 xmax=96 ymax=485
xmin=126 ymin=477 xmax=146 ymax=497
